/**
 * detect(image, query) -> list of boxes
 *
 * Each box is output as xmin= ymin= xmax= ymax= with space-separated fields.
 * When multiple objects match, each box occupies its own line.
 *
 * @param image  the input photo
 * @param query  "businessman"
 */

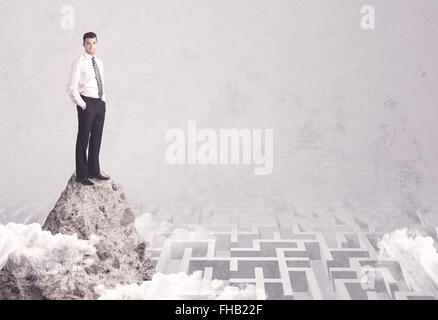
xmin=68 ymin=32 xmax=110 ymax=185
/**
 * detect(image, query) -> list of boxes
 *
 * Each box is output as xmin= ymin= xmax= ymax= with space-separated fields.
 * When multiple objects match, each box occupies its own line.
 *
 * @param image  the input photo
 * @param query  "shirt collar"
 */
xmin=83 ymin=51 xmax=95 ymax=60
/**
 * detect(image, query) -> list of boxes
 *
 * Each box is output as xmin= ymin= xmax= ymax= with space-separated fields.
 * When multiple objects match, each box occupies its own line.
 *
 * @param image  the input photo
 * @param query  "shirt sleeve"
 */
xmin=67 ymin=59 xmax=86 ymax=108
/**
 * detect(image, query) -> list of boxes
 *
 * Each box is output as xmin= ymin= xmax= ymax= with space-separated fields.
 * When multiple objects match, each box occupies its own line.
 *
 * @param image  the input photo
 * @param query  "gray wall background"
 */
xmin=1 ymin=0 xmax=437 ymax=224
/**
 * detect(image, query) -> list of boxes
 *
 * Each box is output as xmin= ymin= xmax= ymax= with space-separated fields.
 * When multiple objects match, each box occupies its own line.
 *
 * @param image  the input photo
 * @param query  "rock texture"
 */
xmin=0 ymin=173 xmax=155 ymax=300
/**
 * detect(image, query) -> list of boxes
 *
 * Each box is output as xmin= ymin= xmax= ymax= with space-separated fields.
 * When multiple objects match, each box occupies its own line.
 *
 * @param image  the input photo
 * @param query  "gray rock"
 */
xmin=0 ymin=173 xmax=155 ymax=300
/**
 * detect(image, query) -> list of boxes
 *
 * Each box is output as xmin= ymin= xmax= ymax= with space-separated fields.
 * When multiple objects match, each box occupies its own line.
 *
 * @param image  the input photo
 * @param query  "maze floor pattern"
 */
xmin=135 ymin=199 xmax=438 ymax=300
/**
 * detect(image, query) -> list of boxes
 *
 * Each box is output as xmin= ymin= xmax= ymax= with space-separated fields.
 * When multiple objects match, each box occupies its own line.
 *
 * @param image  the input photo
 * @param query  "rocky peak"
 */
xmin=0 ymin=173 xmax=155 ymax=299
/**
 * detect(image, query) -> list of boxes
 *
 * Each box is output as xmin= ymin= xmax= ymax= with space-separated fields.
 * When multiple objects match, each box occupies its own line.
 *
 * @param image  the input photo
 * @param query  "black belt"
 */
xmin=80 ymin=94 xmax=102 ymax=101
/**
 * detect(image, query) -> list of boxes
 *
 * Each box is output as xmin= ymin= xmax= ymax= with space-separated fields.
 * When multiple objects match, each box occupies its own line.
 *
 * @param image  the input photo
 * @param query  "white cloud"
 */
xmin=0 ymin=220 xmax=258 ymax=300
xmin=377 ymin=228 xmax=438 ymax=291
xmin=134 ymin=212 xmax=173 ymax=247
xmin=216 ymin=284 xmax=262 ymax=300
xmin=125 ymin=213 xmax=259 ymax=300
xmin=95 ymin=270 xmax=258 ymax=300
xmin=169 ymin=225 xmax=216 ymax=240
xmin=134 ymin=212 xmax=216 ymax=248
xmin=0 ymin=222 xmax=98 ymax=271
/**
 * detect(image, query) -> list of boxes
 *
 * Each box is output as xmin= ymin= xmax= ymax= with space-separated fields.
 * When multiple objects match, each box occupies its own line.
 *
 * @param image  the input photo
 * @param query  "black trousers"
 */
xmin=75 ymin=94 xmax=106 ymax=180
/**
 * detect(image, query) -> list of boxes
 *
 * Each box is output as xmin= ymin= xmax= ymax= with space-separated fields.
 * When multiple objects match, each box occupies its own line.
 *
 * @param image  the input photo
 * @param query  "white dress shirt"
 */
xmin=67 ymin=51 xmax=106 ymax=108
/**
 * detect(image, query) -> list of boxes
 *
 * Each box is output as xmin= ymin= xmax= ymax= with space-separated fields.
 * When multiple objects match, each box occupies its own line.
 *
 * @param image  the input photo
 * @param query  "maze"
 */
xmin=134 ymin=198 xmax=438 ymax=300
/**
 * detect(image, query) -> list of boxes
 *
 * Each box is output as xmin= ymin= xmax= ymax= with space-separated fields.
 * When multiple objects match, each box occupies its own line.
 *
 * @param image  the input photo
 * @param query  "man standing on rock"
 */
xmin=68 ymin=32 xmax=110 ymax=186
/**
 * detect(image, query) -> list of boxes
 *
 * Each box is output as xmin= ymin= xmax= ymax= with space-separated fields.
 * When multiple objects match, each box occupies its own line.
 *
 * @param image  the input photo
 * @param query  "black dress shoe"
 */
xmin=88 ymin=173 xmax=110 ymax=180
xmin=76 ymin=178 xmax=95 ymax=185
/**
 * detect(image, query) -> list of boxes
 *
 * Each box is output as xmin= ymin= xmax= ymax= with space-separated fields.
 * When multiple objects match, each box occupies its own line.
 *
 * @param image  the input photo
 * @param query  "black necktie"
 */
xmin=92 ymin=56 xmax=103 ymax=98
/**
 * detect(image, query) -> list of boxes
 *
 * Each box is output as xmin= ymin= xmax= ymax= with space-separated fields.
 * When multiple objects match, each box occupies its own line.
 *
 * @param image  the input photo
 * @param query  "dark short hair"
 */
xmin=83 ymin=32 xmax=97 ymax=43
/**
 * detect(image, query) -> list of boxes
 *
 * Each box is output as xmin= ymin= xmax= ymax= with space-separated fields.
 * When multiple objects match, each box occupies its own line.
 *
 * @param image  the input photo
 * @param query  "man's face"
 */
xmin=83 ymin=37 xmax=97 ymax=55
